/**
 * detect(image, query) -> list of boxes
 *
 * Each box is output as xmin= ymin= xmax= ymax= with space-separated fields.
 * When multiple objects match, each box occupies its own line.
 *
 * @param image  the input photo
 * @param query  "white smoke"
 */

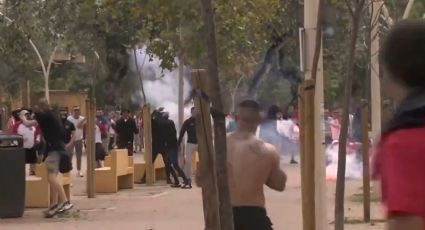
xmin=130 ymin=46 xmax=193 ymax=124
xmin=325 ymin=141 xmax=363 ymax=180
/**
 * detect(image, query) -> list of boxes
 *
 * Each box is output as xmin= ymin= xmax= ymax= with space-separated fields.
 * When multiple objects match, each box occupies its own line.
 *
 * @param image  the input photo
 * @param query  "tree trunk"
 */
xmin=133 ymin=49 xmax=147 ymax=105
xmin=178 ymin=26 xmax=185 ymax=130
xmin=334 ymin=2 xmax=366 ymax=230
xmin=178 ymin=54 xmax=185 ymax=129
xmin=200 ymin=0 xmax=234 ymax=229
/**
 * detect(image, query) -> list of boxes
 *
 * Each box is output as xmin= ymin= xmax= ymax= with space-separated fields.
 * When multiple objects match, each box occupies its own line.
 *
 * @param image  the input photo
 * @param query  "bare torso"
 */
xmin=227 ymin=131 xmax=286 ymax=208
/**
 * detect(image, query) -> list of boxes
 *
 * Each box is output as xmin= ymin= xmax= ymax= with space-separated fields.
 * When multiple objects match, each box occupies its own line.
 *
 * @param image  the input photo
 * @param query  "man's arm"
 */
xmin=115 ymin=120 xmax=122 ymax=134
xmin=77 ymin=117 xmax=86 ymax=129
xmin=265 ymin=145 xmax=287 ymax=191
xmin=132 ymin=119 xmax=139 ymax=134
xmin=388 ymin=214 xmax=424 ymax=230
xmin=178 ymin=120 xmax=188 ymax=146
xmin=19 ymin=110 xmax=38 ymax=127
xmin=66 ymin=130 xmax=76 ymax=149
xmin=68 ymin=123 xmax=76 ymax=144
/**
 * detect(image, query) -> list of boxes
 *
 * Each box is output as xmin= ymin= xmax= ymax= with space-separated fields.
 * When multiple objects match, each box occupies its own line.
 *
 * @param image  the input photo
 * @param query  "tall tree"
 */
xmin=334 ymin=0 xmax=367 ymax=230
xmin=200 ymin=0 xmax=234 ymax=229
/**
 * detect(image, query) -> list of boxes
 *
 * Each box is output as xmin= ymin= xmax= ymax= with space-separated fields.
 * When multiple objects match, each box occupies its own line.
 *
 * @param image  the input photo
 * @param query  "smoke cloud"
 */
xmin=325 ymin=141 xmax=363 ymax=180
xmin=129 ymin=47 xmax=193 ymax=124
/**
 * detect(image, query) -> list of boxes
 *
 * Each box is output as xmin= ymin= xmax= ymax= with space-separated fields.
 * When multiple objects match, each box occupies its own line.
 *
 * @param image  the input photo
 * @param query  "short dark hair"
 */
xmin=238 ymin=100 xmax=260 ymax=111
xmin=237 ymin=100 xmax=260 ymax=123
xmin=121 ymin=109 xmax=130 ymax=115
xmin=380 ymin=20 xmax=425 ymax=88
xmin=267 ymin=105 xmax=282 ymax=120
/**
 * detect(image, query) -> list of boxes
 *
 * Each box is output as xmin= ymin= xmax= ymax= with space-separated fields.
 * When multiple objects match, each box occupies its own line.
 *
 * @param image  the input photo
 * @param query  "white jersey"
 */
xmin=95 ymin=124 xmax=102 ymax=144
xmin=17 ymin=124 xmax=36 ymax=149
xmin=276 ymin=119 xmax=295 ymax=139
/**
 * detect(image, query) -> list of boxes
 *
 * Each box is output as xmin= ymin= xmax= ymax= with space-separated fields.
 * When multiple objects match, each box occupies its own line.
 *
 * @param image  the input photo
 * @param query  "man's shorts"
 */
xmin=44 ymin=151 xmax=61 ymax=174
xmin=233 ymin=206 xmax=273 ymax=230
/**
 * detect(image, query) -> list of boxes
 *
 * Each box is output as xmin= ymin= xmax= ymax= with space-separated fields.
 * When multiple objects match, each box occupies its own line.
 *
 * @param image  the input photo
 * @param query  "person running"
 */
xmin=67 ymin=106 xmax=86 ymax=177
xmin=178 ymin=107 xmax=198 ymax=183
xmin=21 ymin=100 xmax=73 ymax=218
xmin=259 ymin=105 xmax=283 ymax=152
xmin=373 ymin=20 xmax=425 ymax=230
xmin=162 ymin=112 xmax=190 ymax=188
xmin=198 ymin=100 xmax=286 ymax=229
xmin=277 ymin=115 xmax=298 ymax=164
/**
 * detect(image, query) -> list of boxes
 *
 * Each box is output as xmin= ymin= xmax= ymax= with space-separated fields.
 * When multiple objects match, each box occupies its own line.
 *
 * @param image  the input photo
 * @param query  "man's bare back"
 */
xmin=227 ymin=131 xmax=287 ymax=208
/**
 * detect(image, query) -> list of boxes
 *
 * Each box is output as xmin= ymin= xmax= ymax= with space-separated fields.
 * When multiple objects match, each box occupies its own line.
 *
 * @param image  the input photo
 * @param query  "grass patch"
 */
xmin=349 ymin=192 xmax=380 ymax=203
xmin=329 ymin=218 xmax=386 ymax=225
xmin=345 ymin=218 xmax=386 ymax=225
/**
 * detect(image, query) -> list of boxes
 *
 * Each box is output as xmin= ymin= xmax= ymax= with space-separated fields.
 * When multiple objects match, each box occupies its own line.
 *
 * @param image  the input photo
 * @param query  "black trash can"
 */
xmin=0 ymin=132 xmax=25 ymax=218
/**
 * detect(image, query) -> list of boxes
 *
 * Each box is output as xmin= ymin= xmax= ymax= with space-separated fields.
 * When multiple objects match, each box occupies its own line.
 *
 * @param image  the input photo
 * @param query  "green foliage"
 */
xmin=410 ymin=0 xmax=425 ymax=19
xmin=1 ymin=0 xmax=418 ymax=110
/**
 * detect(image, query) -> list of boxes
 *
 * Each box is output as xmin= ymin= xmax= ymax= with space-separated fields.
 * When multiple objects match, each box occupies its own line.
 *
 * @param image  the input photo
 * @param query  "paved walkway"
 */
xmin=0 ymin=155 xmax=385 ymax=230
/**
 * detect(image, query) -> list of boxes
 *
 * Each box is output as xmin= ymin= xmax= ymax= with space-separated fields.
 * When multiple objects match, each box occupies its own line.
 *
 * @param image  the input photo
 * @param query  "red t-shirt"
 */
xmin=374 ymin=127 xmax=425 ymax=227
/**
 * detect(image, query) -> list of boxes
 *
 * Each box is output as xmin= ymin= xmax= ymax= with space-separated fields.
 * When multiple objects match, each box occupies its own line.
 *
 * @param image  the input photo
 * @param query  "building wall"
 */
xmin=49 ymin=90 xmax=88 ymax=116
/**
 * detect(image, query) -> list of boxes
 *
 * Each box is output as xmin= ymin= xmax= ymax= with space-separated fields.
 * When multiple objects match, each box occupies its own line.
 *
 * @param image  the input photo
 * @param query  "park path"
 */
xmin=0 ymin=155 xmax=385 ymax=230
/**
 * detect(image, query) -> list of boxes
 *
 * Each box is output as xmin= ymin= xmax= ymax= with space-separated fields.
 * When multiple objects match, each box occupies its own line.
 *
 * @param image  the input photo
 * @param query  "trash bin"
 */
xmin=0 ymin=132 xmax=25 ymax=218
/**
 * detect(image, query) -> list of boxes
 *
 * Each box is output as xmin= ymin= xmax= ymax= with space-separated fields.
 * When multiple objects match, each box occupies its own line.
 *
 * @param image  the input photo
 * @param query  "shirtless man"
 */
xmin=197 ymin=100 xmax=286 ymax=229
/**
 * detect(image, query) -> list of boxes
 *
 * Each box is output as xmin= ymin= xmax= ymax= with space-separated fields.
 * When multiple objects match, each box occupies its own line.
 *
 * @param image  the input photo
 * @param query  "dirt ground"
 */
xmin=0 ymin=155 xmax=386 ymax=230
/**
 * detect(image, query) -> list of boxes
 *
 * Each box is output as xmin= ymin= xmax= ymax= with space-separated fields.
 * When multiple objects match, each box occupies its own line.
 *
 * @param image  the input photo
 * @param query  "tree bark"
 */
xmin=311 ymin=0 xmax=323 ymax=81
xmin=133 ymin=49 xmax=147 ymax=104
xmin=200 ymin=0 xmax=234 ymax=229
xmin=334 ymin=1 xmax=366 ymax=230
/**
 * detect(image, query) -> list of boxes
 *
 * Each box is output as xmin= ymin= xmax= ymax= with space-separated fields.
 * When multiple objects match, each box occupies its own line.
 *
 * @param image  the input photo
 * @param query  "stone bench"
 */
xmin=25 ymin=164 xmax=71 ymax=208
xmin=94 ymin=149 xmax=134 ymax=193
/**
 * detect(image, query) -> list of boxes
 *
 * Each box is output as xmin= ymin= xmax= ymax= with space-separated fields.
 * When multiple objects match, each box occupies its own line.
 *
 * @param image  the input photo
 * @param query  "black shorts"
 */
xmin=233 ymin=206 xmax=273 ymax=230
xmin=25 ymin=148 xmax=37 ymax=164
xmin=95 ymin=143 xmax=106 ymax=161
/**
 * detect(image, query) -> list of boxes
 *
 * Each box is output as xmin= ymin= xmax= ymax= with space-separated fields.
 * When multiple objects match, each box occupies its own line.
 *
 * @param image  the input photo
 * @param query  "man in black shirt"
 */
xmin=60 ymin=110 xmax=76 ymax=156
xmin=162 ymin=112 xmax=190 ymax=188
xmin=151 ymin=108 xmax=173 ymax=184
xmin=178 ymin=107 xmax=198 ymax=183
xmin=115 ymin=109 xmax=139 ymax=156
xmin=21 ymin=100 xmax=73 ymax=218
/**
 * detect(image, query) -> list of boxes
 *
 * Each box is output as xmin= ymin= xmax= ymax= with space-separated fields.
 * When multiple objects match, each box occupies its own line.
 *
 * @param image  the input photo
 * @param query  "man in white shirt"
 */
xmin=67 ymin=106 xmax=86 ymax=177
xmin=277 ymin=118 xmax=299 ymax=164
xmin=17 ymin=110 xmax=40 ymax=175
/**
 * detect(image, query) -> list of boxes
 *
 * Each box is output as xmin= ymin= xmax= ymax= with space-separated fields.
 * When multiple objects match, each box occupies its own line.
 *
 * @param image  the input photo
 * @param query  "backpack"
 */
xmin=59 ymin=151 xmax=72 ymax=173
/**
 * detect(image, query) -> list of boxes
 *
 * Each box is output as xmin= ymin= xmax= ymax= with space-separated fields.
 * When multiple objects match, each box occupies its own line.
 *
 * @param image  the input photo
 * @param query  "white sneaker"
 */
xmin=57 ymin=201 xmax=73 ymax=214
xmin=78 ymin=171 xmax=84 ymax=177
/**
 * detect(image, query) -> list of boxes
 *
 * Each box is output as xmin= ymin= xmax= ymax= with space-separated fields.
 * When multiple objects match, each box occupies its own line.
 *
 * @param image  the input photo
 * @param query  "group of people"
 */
xmin=225 ymin=105 xmax=300 ymax=164
xmin=7 ymin=101 xmax=75 ymax=218
xmin=149 ymin=107 xmax=197 ymax=189
xmin=2 ymin=19 xmax=424 ymax=230
xmin=219 ymin=20 xmax=425 ymax=230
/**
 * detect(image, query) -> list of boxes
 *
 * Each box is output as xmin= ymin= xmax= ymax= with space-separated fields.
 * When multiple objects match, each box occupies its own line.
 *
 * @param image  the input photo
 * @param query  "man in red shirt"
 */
xmin=374 ymin=20 xmax=425 ymax=230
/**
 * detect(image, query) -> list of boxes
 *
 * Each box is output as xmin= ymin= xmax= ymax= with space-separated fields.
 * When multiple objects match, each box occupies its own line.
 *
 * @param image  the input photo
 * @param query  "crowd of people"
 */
xmin=2 ymin=19 xmax=424 ymax=230
xmin=4 ymin=103 xmax=202 ymax=217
